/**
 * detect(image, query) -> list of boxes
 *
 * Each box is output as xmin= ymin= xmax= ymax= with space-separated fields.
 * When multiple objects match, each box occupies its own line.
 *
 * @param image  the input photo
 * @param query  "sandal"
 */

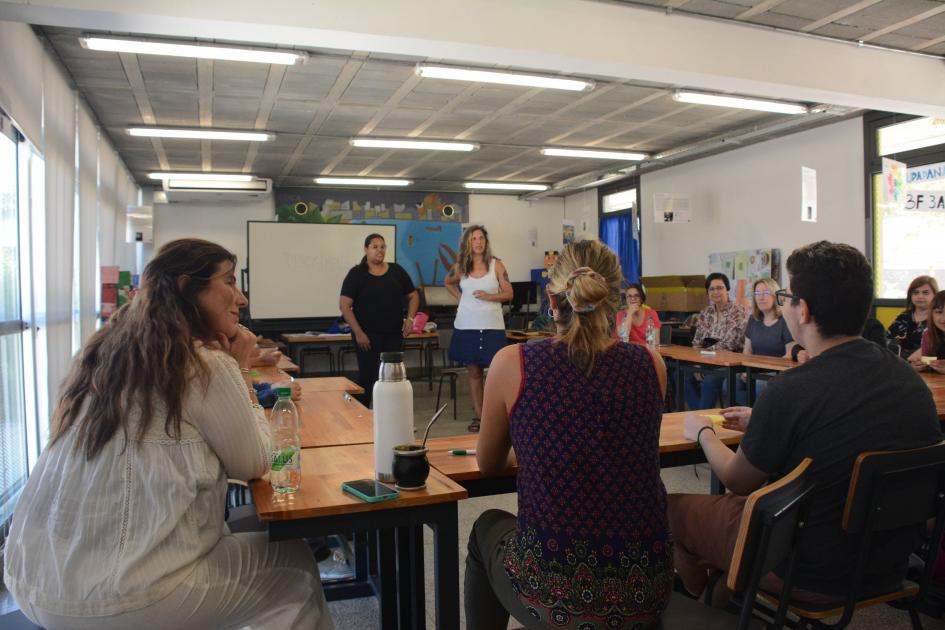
xmin=467 ymin=418 xmax=480 ymax=433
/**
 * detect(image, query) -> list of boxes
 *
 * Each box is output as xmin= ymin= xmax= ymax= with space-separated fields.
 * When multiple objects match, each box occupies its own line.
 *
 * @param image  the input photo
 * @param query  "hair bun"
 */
xmin=566 ymin=267 xmax=609 ymax=313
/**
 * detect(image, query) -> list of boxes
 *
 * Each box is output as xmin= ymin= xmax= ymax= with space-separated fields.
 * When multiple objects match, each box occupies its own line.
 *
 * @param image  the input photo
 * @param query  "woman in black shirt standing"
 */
xmin=340 ymin=233 xmax=419 ymax=405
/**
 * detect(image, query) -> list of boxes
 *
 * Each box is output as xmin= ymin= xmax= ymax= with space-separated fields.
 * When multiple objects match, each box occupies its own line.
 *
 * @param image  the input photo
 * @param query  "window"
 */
xmin=0 ymin=124 xmax=28 ymax=526
xmin=866 ymin=114 xmax=945 ymax=303
xmin=599 ymin=182 xmax=641 ymax=283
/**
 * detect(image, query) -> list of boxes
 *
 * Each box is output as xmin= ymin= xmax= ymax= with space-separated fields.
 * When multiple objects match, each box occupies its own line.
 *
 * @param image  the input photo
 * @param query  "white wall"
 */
xmin=152 ymin=196 xmax=276 ymax=278
xmin=468 ymin=194 xmax=565 ymax=281
xmin=563 ymin=189 xmax=600 ymax=241
xmin=151 ymin=192 xmax=566 ymax=283
xmin=641 ymin=117 xmax=865 ymax=279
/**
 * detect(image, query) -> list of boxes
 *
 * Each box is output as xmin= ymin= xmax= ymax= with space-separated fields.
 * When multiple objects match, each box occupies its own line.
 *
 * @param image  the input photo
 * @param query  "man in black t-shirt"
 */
xmin=668 ymin=241 xmax=942 ymax=603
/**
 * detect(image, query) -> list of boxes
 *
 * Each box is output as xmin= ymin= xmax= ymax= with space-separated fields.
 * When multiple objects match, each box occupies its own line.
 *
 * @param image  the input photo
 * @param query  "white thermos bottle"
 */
xmin=373 ymin=352 xmax=415 ymax=482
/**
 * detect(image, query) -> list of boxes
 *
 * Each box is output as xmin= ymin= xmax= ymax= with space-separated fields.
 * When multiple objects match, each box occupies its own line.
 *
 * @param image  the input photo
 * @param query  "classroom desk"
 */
xmin=251 ymin=444 xmax=468 ymax=630
xmin=658 ymin=345 xmax=745 ymax=409
xmin=505 ymin=329 xmax=553 ymax=342
xmin=739 ymin=355 xmax=795 ymax=405
xmin=293 ymin=389 xmax=374 ymax=448
xmin=296 ymin=376 xmax=364 ymax=395
xmin=282 ymin=331 xmax=439 ymax=385
xmin=277 ymin=355 xmax=300 ymax=373
xmin=426 ymin=409 xmax=742 ymax=497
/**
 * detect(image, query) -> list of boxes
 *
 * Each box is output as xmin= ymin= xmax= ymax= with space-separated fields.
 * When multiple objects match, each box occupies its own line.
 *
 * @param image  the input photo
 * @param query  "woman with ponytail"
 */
xmin=464 ymin=240 xmax=672 ymax=629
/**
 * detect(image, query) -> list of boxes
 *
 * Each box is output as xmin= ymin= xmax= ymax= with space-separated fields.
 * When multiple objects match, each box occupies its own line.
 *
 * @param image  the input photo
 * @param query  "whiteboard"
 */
xmin=247 ymin=222 xmax=397 ymax=319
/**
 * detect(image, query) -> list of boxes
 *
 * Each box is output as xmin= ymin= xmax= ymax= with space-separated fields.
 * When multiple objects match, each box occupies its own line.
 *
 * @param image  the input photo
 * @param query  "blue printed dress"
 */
xmin=503 ymin=339 xmax=673 ymax=629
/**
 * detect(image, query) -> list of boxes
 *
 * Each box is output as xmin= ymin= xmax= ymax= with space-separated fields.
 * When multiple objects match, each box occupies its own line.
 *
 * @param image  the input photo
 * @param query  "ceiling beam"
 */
xmin=859 ymin=4 xmax=945 ymax=43
xmin=242 ymin=64 xmax=286 ymax=173
xmin=117 ymin=51 xmax=168 ymax=171
xmin=196 ymin=58 xmax=212 ymax=171
xmin=799 ymin=0 xmax=883 ymax=34
xmin=735 ymin=0 xmax=788 ymax=21
xmin=544 ymin=90 xmax=669 ymax=145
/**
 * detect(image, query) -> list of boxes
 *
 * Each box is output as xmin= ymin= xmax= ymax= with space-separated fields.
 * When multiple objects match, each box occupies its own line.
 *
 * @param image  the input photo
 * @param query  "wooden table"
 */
xmin=426 ymin=409 xmax=741 ymax=497
xmin=296 ymin=376 xmax=364 ymax=395
xmin=282 ymin=331 xmax=440 ymax=386
xmin=505 ymin=330 xmax=553 ymax=342
xmin=251 ymin=443 xmax=468 ymax=629
xmin=277 ymin=355 xmax=299 ymax=373
xmin=658 ymin=345 xmax=746 ymax=408
xmin=295 ymin=389 xmax=374 ymax=448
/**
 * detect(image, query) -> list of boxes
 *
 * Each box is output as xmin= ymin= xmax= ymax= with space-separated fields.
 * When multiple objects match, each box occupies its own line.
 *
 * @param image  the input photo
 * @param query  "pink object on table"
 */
xmin=412 ymin=312 xmax=429 ymax=333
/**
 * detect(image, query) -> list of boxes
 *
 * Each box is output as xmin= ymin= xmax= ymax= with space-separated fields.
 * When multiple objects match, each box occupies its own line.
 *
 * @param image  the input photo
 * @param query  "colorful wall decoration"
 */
xmin=707 ymin=248 xmax=780 ymax=310
xmin=273 ymin=189 xmax=467 ymax=287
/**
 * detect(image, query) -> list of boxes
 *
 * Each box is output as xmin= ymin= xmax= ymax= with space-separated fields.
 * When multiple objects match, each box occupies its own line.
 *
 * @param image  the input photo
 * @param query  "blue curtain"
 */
xmin=600 ymin=212 xmax=640 ymax=284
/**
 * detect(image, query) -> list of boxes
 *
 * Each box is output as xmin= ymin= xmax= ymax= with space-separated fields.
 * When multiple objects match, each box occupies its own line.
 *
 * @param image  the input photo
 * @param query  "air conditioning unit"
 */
xmin=161 ymin=177 xmax=272 ymax=203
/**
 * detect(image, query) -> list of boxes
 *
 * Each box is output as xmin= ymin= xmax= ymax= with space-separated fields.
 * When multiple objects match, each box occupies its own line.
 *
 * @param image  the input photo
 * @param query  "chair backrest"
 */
xmin=842 ymin=440 xmax=945 ymax=535
xmin=659 ymin=323 xmax=672 ymax=345
xmin=727 ymin=458 xmax=815 ymax=593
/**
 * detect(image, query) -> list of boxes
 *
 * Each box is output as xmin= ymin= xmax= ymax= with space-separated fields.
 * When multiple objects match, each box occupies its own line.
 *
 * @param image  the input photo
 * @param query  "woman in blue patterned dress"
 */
xmin=466 ymin=239 xmax=672 ymax=629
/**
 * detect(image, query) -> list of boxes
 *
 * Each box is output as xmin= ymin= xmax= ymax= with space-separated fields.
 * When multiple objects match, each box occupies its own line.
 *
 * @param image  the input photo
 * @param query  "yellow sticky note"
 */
xmin=705 ymin=414 xmax=724 ymax=426
xmin=921 ymin=356 xmax=936 ymax=365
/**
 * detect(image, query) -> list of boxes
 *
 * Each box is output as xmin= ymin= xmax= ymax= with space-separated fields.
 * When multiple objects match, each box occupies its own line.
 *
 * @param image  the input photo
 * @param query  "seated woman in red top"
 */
xmin=615 ymin=282 xmax=661 ymax=344
xmin=466 ymin=240 xmax=671 ymax=629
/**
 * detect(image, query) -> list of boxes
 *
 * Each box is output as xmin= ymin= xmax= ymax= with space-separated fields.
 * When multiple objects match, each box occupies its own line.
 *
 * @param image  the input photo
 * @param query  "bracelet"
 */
xmin=240 ymin=367 xmax=251 ymax=374
xmin=406 ymin=316 xmax=415 ymax=322
xmin=696 ymin=425 xmax=716 ymax=448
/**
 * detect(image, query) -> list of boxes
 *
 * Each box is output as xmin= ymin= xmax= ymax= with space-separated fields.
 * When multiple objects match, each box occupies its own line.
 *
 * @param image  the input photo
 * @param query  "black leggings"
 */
xmin=353 ymin=331 xmax=404 ymax=407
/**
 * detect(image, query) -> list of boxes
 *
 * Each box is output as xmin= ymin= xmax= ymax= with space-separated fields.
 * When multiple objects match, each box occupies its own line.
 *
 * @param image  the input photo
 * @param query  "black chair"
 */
xmin=662 ymin=457 xmax=816 ymax=630
xmin=754 ymin=441 xmax=945 ymax=629
xmin=436 ymin=348 xmax=463 ymax=420
xmin=300 ymin=346 xmax=335 ymax=376
xmin=338 ymin=347 xmax=358 ymax=374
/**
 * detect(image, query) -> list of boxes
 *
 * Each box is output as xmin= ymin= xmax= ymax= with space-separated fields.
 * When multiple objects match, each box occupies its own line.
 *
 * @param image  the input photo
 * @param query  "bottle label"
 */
xmin=271 ymin=447 xmax=296 ymax=471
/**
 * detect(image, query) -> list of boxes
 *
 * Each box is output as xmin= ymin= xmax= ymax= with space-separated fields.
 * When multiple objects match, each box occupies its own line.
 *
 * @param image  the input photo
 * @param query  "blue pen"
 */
xmin=448 ymin=449 xmax=476 ymax=456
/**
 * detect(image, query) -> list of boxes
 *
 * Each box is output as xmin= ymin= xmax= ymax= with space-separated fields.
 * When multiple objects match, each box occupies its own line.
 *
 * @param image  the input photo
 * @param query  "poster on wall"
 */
xmin=801 ymin=166 xmax=818 ymax=223
xmin=881 ymin=157 xmax=906 ymax=210
xmin=653 ymin=192 xmax=692 ymax=223
xmin=905 ymin=191 xmax=945 ymax=212
xmin=562 ymin=219 xmax=575 ymax=245
xmin=708 ymin=248 xmax=780 ymax=309
xmin=273 ymin=189 xmax=467 ymax=287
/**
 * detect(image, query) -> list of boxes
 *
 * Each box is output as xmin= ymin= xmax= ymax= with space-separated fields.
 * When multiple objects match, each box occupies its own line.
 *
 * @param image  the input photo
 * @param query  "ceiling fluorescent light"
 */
xmin=350 ymin=138 xmax=479 ymax=152
xmin=147 ymin=172 xmax=254 ymax=182
xmin=463 ymin=182 xmax=549 ymax=191
xmin=416 ymin=64 xmax=593 ymax=92
xmin=79 ymin=36 xmax=305 ymax=65
xmin=673 ymin=90 xmax=808 ymax=115
xmin=541 ymin=147 xmax=648 ymax=161
xmin=129 ymin=127 xmax=272 ymax=141
xmin=315 ymin=177 xmax=412 ymax=187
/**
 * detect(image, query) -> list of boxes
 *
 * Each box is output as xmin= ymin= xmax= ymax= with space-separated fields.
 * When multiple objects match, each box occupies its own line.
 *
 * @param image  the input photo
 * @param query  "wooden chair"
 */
xmin=754 ymin=441 xmax=945 ymax=629
xmin=662 ymin=458 xmax=817 ymax=630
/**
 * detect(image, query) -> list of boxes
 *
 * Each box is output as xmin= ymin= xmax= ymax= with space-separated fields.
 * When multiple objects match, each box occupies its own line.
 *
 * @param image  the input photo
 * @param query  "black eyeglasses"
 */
xmin=775 ymin=289 xmax=799 ymax=307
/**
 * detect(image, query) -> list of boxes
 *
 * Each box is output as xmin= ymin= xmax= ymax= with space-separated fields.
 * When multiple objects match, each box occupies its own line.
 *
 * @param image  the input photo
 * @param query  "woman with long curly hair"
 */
xmin=445 ymin=225 xmax=513 ymax=432
xmin=4 ymin=239 xmax=332 ymax=630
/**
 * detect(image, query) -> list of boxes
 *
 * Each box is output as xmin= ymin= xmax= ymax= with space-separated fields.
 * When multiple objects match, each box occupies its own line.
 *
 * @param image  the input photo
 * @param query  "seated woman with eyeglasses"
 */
xmin=615 ymin=282 xmax=661 ymax=344
xmin=734 ymin=278 xmax=797 ymax=404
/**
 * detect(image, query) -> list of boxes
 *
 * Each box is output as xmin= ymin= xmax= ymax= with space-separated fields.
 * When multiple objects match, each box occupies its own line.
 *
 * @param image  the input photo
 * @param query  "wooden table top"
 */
xmin=296 ymin=376 xmax=365 ymax=395
xmin=282 ymin=331 xmax=439 ymax=344
xmin=277 ymin=355 xmax=299 ymax=373
xmin=294 ymin=389 xmax=374 ymax=448
xmin=738 ymin=355 xmax=796 ymax=371
xmin=426 ymin=409 xmax=743 ymax=482
xmin=253 ymin=365 xmax=294 ymax=383
xmin=658 ymin=344 xmax=746 ymax=366
xmin=505 ymin=330 xmax=554 ymax=342
xmin=251 ymin=443 xmax=468 ymax=522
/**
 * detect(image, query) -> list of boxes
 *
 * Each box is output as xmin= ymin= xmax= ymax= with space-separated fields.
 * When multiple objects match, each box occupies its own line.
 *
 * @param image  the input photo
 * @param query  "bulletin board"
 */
xmin=707 ymin=248 xmax=780 ymax=309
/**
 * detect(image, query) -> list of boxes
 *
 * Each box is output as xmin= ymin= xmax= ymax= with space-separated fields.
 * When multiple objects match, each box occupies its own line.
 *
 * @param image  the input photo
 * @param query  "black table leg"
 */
xmin=432 ymin=502 xmax=460 ymax=629
xmin=746 ymin=366 xmax=755 ymax=406
xmin=396 ymin=525 xmax=425 ymax=629
xmin=711 ymin=472 xmax=726 ymax=495
xmin=377 ymin=528 xmax=398 ymax=629
xmin=727 ymin=366 xmax=737 ymax=407
xmin=675 ymin=359 xmax=684 ymax=410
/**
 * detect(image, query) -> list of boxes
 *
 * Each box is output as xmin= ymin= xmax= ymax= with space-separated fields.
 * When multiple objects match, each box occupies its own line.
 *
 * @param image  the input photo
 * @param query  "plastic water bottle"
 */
xmin=270 ymin=387 xmax=301 ymax=494
xmin=646 ymin=319 xmax=658 ymax=348
xmin=373 ymin=352 xmax=415 ymax=482
xmin=618 ymin=319 xmax=630 ymax=343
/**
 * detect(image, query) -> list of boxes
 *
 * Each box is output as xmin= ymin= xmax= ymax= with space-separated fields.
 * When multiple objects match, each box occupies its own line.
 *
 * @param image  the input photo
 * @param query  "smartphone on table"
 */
xmin=341 ymin=479 xmax=400 ymax=503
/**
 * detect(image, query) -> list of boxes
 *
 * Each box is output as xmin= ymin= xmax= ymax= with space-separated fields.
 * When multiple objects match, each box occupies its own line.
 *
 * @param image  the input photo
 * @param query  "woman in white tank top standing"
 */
xmin=446 ymin=225 xmax=514 ymax=432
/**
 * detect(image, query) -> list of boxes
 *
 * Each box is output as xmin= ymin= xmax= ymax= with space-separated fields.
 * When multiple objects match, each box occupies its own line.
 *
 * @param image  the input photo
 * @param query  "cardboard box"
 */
xmin=641 ymin=275 xmax=707 ymax=312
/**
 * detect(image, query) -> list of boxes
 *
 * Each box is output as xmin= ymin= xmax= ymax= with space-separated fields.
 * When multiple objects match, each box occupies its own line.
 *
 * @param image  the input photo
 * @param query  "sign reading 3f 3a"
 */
xmin=904 ymin=191 xmax=945 ymax=212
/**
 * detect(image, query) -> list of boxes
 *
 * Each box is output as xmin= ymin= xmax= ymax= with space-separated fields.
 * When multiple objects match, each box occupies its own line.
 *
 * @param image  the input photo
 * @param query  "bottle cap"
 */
xmin=380 ymin=351 xmax=404 ymax=363
xmin=276 ymin=387 xmax=292 ymax=397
